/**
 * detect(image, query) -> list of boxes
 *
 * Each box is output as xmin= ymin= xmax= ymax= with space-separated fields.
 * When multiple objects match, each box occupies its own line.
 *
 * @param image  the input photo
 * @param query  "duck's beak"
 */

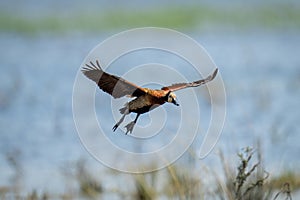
xmin=172 ymin=99 xmax=179 ymax=106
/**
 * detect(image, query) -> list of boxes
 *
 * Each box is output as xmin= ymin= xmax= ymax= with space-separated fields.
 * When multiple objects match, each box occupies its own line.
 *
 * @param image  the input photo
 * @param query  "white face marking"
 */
xmin=168 ymin=92 xmax=176 ymax=103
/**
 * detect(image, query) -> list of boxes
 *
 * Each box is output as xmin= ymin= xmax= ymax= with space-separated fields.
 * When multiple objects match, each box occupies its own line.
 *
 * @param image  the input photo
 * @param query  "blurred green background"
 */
xmin=1 ymin=1 xmax=300 ymax=34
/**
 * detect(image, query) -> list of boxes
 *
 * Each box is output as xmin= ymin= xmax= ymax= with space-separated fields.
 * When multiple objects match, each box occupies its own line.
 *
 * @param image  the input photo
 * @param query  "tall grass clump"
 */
xmin=214 ymin=147 xmax=295 ymax=200
xmin=75 ymin=159 xmax=103 ymax=199
xmin=233 ymin=147 xmax=269 ymax=199
xmin=165 ymin=165 xmax=203 ymax=199
xmin=133 ymin=173 xmax=158 ymax=200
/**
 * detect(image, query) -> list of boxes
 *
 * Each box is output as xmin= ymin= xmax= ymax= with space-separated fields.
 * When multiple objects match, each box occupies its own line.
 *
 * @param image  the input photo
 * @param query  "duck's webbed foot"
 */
xmin=112 ymin=123 xmax=119 ymax=132
xmin=125 ymin=121 xmax=136 ymax=135
xmin=112 ymin=114 xmax=126 ymax=132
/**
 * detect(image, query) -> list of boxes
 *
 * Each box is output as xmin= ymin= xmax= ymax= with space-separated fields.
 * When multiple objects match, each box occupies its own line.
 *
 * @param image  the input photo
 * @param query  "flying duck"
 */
xmin=82 ymin=60 xmax=218 ymax=134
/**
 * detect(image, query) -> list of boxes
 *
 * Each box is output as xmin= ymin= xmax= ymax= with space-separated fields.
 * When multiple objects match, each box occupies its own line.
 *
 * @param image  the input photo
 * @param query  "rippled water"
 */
xmin=0 ymin=30 xmax=299 ymax=193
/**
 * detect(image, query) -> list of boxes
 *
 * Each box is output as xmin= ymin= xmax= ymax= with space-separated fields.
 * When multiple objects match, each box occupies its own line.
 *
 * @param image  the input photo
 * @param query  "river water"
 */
xmin=0 ymin=29 xmax=299 ymax=195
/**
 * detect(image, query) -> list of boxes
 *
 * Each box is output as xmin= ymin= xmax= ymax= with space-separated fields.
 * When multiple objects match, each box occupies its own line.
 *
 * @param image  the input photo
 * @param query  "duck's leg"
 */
xmin=125 ymin=113 xmax=140 ymax=134
xmin=112 ymin=113 xmax=127 ymax=132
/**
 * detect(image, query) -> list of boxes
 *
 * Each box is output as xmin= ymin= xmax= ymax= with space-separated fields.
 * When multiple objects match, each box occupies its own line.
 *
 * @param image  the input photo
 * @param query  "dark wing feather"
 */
xmin=162 ymin=68 xmax=218 ymax=92
xmin=82 ymin=60 xmax=146 ymax=98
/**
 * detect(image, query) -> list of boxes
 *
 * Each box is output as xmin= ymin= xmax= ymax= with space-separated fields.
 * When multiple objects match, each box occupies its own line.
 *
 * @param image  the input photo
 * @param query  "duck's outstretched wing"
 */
xmin=161 ymin=68 xmax=218 ymax=92
xmin=82 ymin=60 xmax=147 ymax=98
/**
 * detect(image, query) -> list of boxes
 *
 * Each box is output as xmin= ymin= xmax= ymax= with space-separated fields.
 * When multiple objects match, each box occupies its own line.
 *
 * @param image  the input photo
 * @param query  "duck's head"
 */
xmin=167 ymin=92 xmax=179 ymax=106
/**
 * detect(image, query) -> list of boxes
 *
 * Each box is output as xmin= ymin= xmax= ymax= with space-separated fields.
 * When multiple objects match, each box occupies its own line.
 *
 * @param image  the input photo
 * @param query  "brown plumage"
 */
xmin=82 ymin=60 xmax=218 ymax=134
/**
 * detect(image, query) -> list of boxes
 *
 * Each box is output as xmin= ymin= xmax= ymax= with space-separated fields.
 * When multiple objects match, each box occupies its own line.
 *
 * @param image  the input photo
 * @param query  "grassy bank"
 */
xmin=1 ymin=147 xmax=299 ymax=199
xmin=1 ymin=5 xmax=300 ymax=35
